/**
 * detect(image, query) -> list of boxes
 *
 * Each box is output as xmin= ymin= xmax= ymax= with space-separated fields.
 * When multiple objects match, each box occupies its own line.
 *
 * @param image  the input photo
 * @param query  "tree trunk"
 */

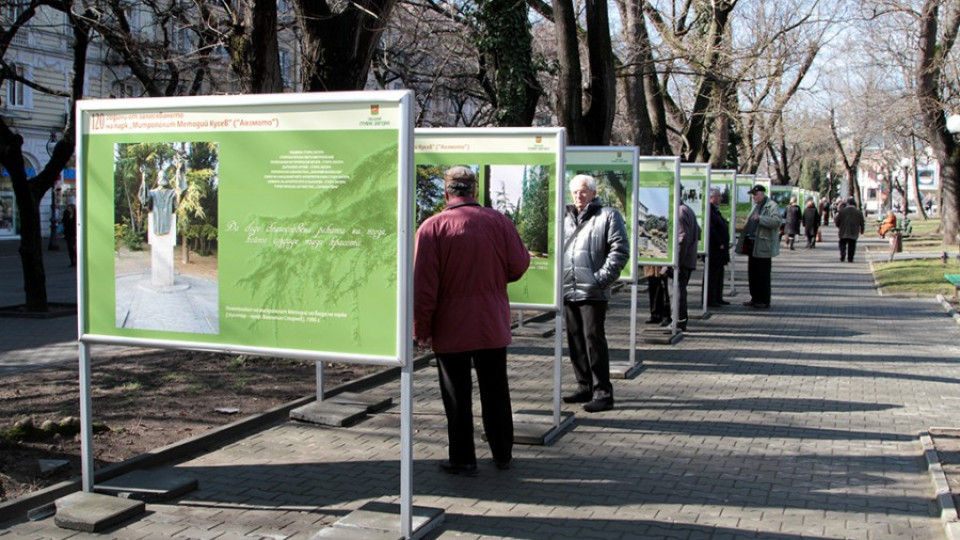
xmin=618 ymin=0 xmax=670 ymax=154
xmin=916 ymin=0 xmax=960 ymax=249
xmin=232 ymin=0 xmax=283 ymax=94
xmin=296 ymin=0 xmax=398 ymax=91
xmin=552 ymin=0 xmax=584 ymax=144
xmin=582 ymin=0 xmax=616 ymax=145
xmin=475 ymin=0 xmax=541 ymax=126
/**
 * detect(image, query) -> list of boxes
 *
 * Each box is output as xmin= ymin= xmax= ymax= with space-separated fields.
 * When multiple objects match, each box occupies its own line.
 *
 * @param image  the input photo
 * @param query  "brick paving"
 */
xmin=2 ymin=226 xmax=958 ymax=539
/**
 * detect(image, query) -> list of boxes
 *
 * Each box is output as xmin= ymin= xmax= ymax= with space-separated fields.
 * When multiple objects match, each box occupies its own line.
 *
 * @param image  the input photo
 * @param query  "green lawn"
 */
xmin=870 ymin=217 xmax=960 ymax=297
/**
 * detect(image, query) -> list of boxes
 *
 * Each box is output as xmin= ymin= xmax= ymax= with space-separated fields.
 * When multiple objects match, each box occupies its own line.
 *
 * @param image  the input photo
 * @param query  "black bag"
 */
xmin=740 ymin=236 xmax=754 ymax=255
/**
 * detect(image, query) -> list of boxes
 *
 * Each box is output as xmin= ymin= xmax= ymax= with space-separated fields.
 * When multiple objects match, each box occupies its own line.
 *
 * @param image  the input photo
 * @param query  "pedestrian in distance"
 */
xmin=414 ymin=166 xmax=531 ymax=476
xmin=561 ymin=174 xmax=629 ymax=413
xmin=62 ymin=202 xmax=77 ymax=267
xmin=643 ymin=265 xmax=671 ymax=324
xmin=802 ymin=198 xmax=819 ymax=249
xmin=834 ymin=196 xmax=865 ymax=263
xmin=734 ymin=184 xmax=781 ymax=309
xmin=673 ymin=202 xmax=700 ymax=330
xmin=783 ymin=197 xmax=801 ymax=250
xmin=707 ymin=188 xmax=730 ymax=307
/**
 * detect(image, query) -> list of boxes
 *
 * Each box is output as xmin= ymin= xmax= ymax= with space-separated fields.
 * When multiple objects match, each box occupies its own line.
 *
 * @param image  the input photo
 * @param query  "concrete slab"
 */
xmin=95 ymin=469 xmax=198 ymax=501
xmin=310 ymin=501 xmax=444 ymax=540
xmin=609 ymin=360 xmax=643 ymax=379
xmin=38 ymin=459 xmax=70 ymax=475
xmin=641 ymin=328 xmax=684 ymax=345
xmin=327 ymin=391 xmax=393 ymax=413
xmin=290 ymin=401 xmax=367 ymax=427
xmin=511 ymin=410 xmax=576 ymax=446
xmin=53 ymin=491 xmax=145 ymax=532
xmin=511 ymin=321 xmax=555 ymax=337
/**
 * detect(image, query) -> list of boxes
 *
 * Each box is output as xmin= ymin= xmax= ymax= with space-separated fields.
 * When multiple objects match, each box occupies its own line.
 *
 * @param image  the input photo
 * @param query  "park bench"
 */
xmin=946 ymin=274 xmax=960 ymax=298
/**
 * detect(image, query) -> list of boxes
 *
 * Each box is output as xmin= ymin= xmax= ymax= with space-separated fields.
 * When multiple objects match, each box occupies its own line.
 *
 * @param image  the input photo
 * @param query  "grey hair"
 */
xmin=444 ymin=166 xmax=477 ymax=197
xmin=709 ymin=188 xmax=721 ymax=198
xmin=569 ymin=174 xmax=598 ymax=192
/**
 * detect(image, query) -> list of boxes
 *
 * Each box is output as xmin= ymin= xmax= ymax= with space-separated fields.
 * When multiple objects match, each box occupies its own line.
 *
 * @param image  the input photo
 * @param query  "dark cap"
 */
xmin=747 ymin=184 xmax=766 ymax=194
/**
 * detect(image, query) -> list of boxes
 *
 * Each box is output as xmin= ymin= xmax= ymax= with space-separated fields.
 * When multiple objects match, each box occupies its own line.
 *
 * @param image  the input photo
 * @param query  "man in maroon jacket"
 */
xmin=414 ymin=166 xmax=531 ymax=476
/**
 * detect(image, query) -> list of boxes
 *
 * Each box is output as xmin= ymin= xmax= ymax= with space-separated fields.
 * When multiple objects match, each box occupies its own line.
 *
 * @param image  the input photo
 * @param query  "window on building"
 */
xmin=115 ymin=81 xmax=139 ymax=98
xmin=2 ymin=2 xmax=27 ymax=23
xmin=6 ymin=64 xmax=27 ymax=108
xmin=279 ymin=49 xmax=292 ymax=87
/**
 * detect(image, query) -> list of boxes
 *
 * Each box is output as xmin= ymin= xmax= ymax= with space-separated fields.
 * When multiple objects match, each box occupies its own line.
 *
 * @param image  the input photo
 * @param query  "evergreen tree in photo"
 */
xmin=518 ymin=165 xmax=549 ymax=255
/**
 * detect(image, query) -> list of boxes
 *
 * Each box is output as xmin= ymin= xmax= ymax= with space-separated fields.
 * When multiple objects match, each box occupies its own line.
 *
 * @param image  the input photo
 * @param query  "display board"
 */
xmin=414 ymin=128 xmax=564 ymax=309
xmin=769 ymin=185 xmax=794 ymax=217
xmin=566 ymin=146 xmax=638 ymax=282
xmin=710 ymin=170 xmax=736 ymax=247
xmin=636 ymin=157 xmax=680 ymax=266
xmin=734 ymin=174 xmax=756 ymax=232
xmin=679 ymin=163 xmax=709 ymax=254
xmin=78 ymin=91 xmax=414 ymax=365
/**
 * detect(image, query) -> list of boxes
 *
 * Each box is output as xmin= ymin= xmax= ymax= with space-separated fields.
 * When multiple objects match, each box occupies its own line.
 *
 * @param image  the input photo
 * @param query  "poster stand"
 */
xmin=73 ymin=92 xmax=440 ymax=539
xmin=637 ymin=157 xmax=682 ymax=345
xmin=414 ymin=127 xmax=570 ymax=446
xmin=566 ymin=146 xmax=641 ymax=379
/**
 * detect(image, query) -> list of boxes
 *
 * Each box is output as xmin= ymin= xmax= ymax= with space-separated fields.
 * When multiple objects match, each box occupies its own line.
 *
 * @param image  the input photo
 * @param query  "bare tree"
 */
xmin=1 ymin=1 xmax=89 ymax=312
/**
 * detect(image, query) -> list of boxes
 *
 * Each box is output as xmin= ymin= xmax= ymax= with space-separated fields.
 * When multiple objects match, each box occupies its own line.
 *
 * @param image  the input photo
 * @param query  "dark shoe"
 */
xmin=752 ymin=303 xmax=769 ymax=309
xmin=677 ymin=321 xmax=687 ymax=331
xmin=848 ymin=259 xmax=854 ymax=263
xmin=742 ymin=301 xmax=755 ymax=307
xmin=707 ymin=303 xmax=722 ymax=308
xmin=659 ymin=318 xmax=672 ymax=327
xmin=582 ymin=397 xmax=614 ymax=413
xmin=718 ymin=300 xmax=730 ymax=305
xmin=439 ymin=460 xmax=477 ymax=477
xmin=562 ymin=390 xmax=592 ymax=404
xmin=644 ymin=317 xmax=662 ymax=325
xmin=494 ymin=460 xmax=511 ymax=471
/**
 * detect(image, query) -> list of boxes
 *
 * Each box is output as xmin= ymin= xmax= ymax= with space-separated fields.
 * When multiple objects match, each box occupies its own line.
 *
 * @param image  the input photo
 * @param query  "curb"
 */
xmin=922 ymin=431 xmax=960 ymax=540
xmin=937 ymin=294 xmax=960 ymax=325
xmin=0 ymin=352 xmax=436 ymax=526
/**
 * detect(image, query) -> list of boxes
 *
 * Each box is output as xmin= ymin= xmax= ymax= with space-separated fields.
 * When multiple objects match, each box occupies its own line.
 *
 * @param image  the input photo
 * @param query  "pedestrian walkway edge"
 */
xmin=921 ymin=431 xmax=960 ymax=540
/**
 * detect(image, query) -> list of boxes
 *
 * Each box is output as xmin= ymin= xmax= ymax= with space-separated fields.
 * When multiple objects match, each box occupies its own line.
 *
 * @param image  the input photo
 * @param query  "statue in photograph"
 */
xmin=139 ymin=155 xmax=186 ymax=236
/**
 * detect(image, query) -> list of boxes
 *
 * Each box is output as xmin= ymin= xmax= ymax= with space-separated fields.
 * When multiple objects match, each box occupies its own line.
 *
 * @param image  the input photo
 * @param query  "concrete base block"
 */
xmin=290 ymin=401 xmax=367 ymax=427
xmin=310 ymin=501 xmax=444 ymax=540
xmin=328 ymin=392 xmax=392 ymax=413
xmin=697 ymin=310 xmax=713 ymax=320
xmin=95 ymin=469 xmax=198 ymax=502
xmin=641 ymin=329 xmax=684 ymax=345
xmin=511 ymin=410 xmax=575 ymax=446
xmin=610 ymin=361 xmax=643 ymax=379
xmin=511 ymin=321 xmax=555 ymax=338
xmin=54 ymin=491 xmax=145 ymax=532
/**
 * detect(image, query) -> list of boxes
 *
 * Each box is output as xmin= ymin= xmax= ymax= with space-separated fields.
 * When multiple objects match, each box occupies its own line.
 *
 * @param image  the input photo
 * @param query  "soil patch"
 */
xmin=0 ymin=350 xmax=381 ymax=503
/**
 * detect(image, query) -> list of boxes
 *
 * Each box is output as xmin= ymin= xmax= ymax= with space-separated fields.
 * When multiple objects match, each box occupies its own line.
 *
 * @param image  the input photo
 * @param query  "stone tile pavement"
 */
xmin=2 ymin=226 xmax=959 ymax=539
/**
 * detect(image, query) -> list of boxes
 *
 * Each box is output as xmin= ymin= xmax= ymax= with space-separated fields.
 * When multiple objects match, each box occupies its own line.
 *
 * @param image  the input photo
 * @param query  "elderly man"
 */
xmin=414 ymin=166 xmax=530 ymax=476
xmin=706 ymin=188 xmax=730 ymax=307
xmin=834 ymin=196 xmax=865 ymax=262
xmin=736 ymin=185 xmax=781 ymax=309
xmin=561 ymin=174 xmax=629 ymax=413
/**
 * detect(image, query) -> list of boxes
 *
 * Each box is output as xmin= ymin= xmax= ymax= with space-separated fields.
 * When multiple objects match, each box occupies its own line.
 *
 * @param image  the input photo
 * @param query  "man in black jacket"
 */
xmin=707 ymin=188 xmax=730 ymax=307
xmin=561 ymin=175 xmax=629 ymax=413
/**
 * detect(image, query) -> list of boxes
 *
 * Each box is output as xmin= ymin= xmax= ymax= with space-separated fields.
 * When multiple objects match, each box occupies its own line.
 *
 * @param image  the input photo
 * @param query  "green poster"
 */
xmin=414 ymin=129 xmax=563 ymax=308
xmin=679 ymin=164 xmax=709 ymax=254
xmin=566 ymin=147 xmax=637 ymax=282
xmin=734 ymin=174 xmax=756 ymax=232
xmin=636 ymin=157 xmax=679 ymax=266
xmin=711 ymin=170 xmax=736 ymax=243
xmin=79 ymin=94 xmax=412 ymax=361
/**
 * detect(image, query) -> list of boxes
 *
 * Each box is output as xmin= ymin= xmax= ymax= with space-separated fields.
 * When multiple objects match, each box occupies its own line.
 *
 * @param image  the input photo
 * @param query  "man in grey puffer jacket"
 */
xmin=561 ymin=175 xmax=629 ymax=413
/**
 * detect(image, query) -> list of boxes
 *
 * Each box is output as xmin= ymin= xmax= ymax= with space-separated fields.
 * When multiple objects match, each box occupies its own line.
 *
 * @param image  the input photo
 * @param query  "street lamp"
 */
xmin=45 ymin=132 xmax=60 ymax=251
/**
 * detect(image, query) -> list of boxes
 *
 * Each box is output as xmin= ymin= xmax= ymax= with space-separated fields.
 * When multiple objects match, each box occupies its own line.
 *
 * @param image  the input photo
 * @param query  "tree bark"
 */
xmin=296 ymin=0 xmax=398 ymax=91
xmin=916 ymin=0 xmax=960 ymax=247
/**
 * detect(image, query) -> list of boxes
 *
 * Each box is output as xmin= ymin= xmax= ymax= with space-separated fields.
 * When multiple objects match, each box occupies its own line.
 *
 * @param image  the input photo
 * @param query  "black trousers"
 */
xmin=648 ymin=276 xmax=671 ymax=319
xmin=707 ymin=262 xmax=726 ymax=304
xmin=436 ymin=348 xmax=513 ymax=466
xmin=747 ymin=256 xmax=772 ymax=305
xmin=677 ymin=266 xmax=693 ymax=323
xmin=563 ymin=301 xmax=612 ymax=399
xmin=839 ymin=239 xmax=857 ymax=261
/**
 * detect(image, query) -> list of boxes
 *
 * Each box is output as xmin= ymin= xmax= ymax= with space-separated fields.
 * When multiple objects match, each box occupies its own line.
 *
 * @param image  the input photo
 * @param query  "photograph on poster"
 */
xmin=114 ymin=141 xmax=220 ymax=334
xmin=713 ymin=182 xmax=731 ymax=205
xmin=768 ymin=188 xmax=793 ymax=218
xmin=415 ymin=164 xmax=480 ymax=226
xmin=680 ymin=180 xmax=704 ymax=217
xmin=486 ymin=164 xmax=551 ymax=258
xmin=637 ymin=187 xmax=670 ymax=259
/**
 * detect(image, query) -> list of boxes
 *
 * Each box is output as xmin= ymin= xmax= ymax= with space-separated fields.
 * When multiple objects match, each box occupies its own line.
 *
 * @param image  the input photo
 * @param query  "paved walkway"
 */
xmin=2 ymin=226 xmax=959 ymax=539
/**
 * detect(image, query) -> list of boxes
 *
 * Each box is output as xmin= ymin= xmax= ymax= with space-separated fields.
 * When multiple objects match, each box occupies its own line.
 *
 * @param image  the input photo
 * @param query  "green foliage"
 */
xmin=518 ymin=165 xmax=549 ymax=254
xmin=115 ymin=220 xmax=144 ymax=251
xmin=873 ymin=258 xmax=960 ymax=296
xmin=799 ymin=159 xmax=822 ymax=193
xmin=416 ymin=165 xmax=446 ymax=226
